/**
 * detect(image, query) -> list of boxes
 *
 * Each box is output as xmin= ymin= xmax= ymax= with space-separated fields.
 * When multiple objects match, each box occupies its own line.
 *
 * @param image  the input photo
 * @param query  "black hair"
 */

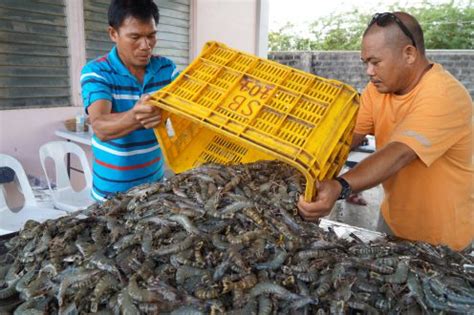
xmin=108 ymin=0 xmax=159 ymax=29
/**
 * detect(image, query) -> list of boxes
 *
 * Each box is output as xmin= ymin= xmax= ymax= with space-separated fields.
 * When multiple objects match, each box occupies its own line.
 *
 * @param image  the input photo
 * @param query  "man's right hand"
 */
xmin=297 ymin=179 xmax=342 ymax=221
xmin=132 ymin=94 xmax=162 ymax=129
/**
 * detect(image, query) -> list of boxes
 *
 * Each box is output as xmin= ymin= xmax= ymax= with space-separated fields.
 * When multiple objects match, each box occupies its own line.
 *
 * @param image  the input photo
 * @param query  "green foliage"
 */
xmin=406 ymin=2 xmax=474 ymax=49
xmin=268 ymin=23 xmax=296 ymax=51
xmin=268 ymin=1 xmax=473 ymax=51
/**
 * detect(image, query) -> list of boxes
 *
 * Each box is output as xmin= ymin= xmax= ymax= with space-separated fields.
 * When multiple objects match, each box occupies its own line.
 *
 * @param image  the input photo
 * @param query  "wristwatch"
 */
xmin=335 ymin=176 xmax=352 ymax=200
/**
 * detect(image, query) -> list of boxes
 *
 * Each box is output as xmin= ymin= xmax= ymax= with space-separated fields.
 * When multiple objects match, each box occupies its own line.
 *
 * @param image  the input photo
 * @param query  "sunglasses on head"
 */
xmin=368 ymin=12 xmax=417 ymax=48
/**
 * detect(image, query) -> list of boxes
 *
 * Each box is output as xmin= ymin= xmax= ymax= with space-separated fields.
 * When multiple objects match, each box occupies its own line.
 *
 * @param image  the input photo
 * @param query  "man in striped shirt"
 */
xmin=80 ymin=0 xmax=178 ymax=201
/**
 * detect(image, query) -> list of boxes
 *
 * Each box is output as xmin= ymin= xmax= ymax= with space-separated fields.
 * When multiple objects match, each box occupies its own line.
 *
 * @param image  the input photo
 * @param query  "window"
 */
xmin=0 ymin=0 xmax=70 ymax=109
xmin=0 ymin=0 xmax=190 ymax=110
xmin=84 ymin=0 xmax=190 ymax=69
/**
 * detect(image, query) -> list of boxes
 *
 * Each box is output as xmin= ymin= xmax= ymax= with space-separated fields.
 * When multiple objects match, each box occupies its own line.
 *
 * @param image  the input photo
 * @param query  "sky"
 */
xmin=269 ymin=0 xmax=471 ymax=33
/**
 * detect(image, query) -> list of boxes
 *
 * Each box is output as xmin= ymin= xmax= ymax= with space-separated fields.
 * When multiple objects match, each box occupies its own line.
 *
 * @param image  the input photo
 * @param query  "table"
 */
xmin=55 ymin=128 xmax=92 ymax=146
xmin=55 ymin=128 xmax=92 ymax=177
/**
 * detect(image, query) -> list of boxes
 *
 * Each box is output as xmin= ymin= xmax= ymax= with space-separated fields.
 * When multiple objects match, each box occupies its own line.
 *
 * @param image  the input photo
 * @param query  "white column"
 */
xmin=66 ymin=0 xmax=87 ymax=107
xmin=256 ymin=0 xmax=269 ymax=58
xmin=190 ymin=0 xmax=198 ymax=60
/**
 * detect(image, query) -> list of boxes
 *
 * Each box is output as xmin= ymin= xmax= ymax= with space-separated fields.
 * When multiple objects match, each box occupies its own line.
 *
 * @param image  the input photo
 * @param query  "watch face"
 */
xmin=341 ymin=187 xmax=351 ymax=199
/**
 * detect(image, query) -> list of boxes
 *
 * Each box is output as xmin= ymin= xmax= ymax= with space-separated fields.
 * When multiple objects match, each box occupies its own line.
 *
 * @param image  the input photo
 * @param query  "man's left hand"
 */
xmin=346 ymin=192 xmax=368 ymax=206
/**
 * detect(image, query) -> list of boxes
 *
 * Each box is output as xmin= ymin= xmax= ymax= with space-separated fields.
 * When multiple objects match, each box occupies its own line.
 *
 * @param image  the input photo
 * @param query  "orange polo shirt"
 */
xmin=355 ymin=63 xmax=473 ymax=250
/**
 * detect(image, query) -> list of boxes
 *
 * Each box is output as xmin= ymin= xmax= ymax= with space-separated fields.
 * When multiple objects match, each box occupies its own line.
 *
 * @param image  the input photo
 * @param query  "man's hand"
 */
xmin=297 ymin=179 xmax=342 ymax=221
xmin=346 ymin=192 xmax=368 ymax=206
xmin=132 ymin=94 xmax=162 ymax=129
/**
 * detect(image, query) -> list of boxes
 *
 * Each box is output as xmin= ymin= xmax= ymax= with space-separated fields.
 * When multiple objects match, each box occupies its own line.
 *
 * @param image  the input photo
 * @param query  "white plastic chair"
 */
xmin=39 ymin=141 xmax=95 ymax=212
xmin=0 ymin=154 xmax=67 ymax=235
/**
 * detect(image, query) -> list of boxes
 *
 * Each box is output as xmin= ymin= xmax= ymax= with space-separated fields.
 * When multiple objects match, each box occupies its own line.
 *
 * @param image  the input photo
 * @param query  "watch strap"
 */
xmin=335 ymin=176 xmax=352 ymax=200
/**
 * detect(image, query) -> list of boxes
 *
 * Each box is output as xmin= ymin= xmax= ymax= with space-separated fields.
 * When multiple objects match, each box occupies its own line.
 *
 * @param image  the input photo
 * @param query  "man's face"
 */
xmin=109 ymin=16 xmax=157 ymax=69
xmin=361 ymin=30 xmax=407 ymax=94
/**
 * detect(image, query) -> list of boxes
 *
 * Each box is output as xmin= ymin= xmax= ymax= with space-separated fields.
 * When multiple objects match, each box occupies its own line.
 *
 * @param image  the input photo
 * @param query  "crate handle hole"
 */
xmin=165 ymin=118 xmax=176 ymax=139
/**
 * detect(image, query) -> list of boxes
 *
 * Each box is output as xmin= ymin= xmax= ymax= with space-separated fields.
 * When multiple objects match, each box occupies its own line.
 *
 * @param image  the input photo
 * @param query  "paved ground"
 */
xmin=327 ymin=184 xmax=384 ymax=231
xmin=326 ymin=160 xmax=385 ymax=232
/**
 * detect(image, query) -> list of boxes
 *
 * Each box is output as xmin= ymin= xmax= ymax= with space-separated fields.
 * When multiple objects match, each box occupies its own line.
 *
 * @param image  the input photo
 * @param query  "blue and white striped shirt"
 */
xmin=80 ymin=46 xmax=177 ymax=201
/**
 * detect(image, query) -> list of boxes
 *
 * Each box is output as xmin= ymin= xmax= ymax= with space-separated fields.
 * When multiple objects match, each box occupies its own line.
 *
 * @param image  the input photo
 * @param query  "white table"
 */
xmin=55 ymin=128 xmax=92 ymax=146
xmin=55 ymin=128 xmax=92 ymax=176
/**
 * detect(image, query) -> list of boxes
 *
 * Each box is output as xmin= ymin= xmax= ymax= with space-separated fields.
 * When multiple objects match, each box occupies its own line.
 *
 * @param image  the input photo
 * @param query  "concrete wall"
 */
xmin=268 ymin=50 xmax=474 ymax=98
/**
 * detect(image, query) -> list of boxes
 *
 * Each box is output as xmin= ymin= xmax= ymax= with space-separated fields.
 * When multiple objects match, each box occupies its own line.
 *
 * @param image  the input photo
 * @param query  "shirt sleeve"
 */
xmin=170 ymin=63 xmax=180 ymax=82
xmin=390 ymin=89 xmax=471 ymax=167
xmin=354 ymin=85 xmax=375 ymax=135
xmin=80 ymin=64 xmax=112 ymax=113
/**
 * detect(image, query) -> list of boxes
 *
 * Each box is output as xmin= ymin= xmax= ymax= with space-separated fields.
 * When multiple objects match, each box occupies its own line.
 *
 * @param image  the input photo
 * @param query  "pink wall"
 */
xmin=0 ymin=107 xmax=92 ymax=183
xmin=192 ymin=0 xmax=264 ymax=58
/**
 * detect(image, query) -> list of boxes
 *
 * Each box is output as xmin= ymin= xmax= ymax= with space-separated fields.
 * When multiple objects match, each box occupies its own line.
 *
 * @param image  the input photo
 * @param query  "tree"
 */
xmin=268 ymin=1 xmax=473 ymax=51
xmin=268 ymin=23 xmax=297 ymax=51
xmin=409 ymin=2 xmax=474 ymax=49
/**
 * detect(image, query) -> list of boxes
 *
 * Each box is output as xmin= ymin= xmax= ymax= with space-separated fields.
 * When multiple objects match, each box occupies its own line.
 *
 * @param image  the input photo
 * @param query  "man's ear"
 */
xmin=108 ymin=26 xmax=118 ymax=43
xmin=404 ymin=45 xmax=418 ymax=65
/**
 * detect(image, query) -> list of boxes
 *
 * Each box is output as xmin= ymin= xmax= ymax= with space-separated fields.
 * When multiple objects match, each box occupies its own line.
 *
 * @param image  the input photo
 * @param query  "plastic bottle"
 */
xmin=75 ymin=110 xmax=85 ymax=133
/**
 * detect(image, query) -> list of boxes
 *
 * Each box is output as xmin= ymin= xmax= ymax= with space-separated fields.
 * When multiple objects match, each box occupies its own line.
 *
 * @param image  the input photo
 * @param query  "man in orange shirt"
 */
xmin=298 ymin=12 xmax=473 ymax=250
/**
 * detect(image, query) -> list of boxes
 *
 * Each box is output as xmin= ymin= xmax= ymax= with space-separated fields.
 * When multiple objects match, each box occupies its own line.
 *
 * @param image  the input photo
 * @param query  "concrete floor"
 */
xmin=327 ymin=163 xmax=385 ymax=233
xmin=328 ymin=184 xmax=384 ymax=231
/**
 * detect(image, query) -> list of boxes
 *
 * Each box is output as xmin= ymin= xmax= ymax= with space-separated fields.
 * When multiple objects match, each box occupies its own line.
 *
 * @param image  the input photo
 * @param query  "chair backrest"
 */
xmin=0 ymin=154 xmax=38 ymax=210
xmin=39 ymin=141 xmax=92 ymax=192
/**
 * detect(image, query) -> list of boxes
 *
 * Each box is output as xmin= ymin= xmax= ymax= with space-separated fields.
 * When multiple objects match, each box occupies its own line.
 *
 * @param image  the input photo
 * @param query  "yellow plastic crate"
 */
xmin=150 ymin=41 xmax=359 ymax=201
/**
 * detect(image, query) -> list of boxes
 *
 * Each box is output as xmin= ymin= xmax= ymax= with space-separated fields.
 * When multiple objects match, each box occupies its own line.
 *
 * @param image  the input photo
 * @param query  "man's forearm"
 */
xmin=91 ymin=111 xmax=141 ymax=141
xmin=341 ymin=141 xmax=417 ymax=193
